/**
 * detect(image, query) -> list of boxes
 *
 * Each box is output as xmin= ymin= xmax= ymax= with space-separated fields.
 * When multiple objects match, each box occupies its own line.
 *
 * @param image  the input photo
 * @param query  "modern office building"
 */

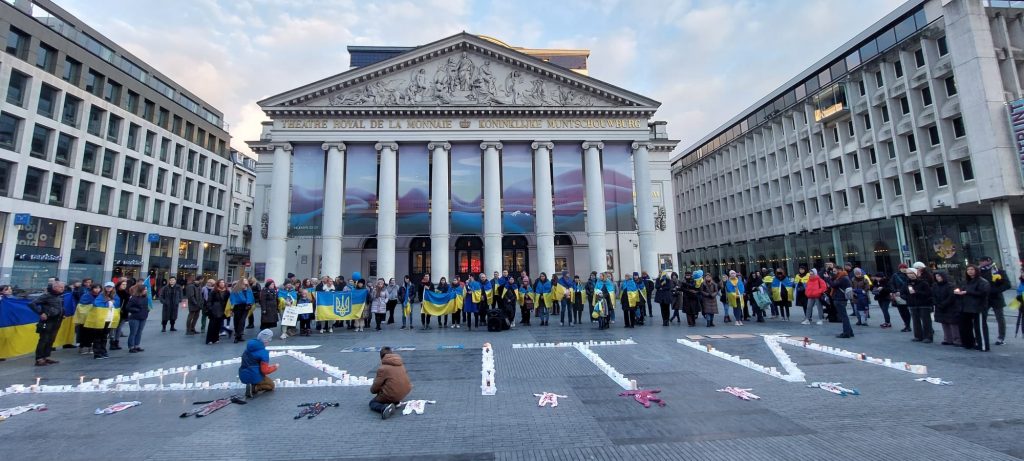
xmin=672 ymin=0 xmax=1024 ymax=282
xmin=225 ymin=149 xmax=255 ymax=281
xmin=0 ymin=0 xmax=232 ymax=289
xmin=249 ymin=33 xmax=678 ymax=284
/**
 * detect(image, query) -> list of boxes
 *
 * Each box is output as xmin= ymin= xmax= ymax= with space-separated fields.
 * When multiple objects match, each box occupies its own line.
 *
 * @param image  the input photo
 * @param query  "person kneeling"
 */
xmin=240 ymin=329 xmax=278 ymax=399
xmin=369 ymin=346 xmax=412 ymax=420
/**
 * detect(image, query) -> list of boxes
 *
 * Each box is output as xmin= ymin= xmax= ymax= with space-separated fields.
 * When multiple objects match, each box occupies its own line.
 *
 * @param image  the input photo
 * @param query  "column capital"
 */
xmin=631 ymin=142 xmax=654 ymax=151
xmin=322 ymin=142 xmax=347 ymax=152
xmin=480 ymin=141 xmax=503 ymax=150
xmin=427 ymin=141 xmax=451 ymax=151
xmin=531 ymin=141 xmax=554 ymax=151
xmin=269 ymin=142 xmax=293 ymax=152
xmin=374 ymin=142 xmax=399 ymax=152
xmin=582 ymin=141 xmax=604 ymax=151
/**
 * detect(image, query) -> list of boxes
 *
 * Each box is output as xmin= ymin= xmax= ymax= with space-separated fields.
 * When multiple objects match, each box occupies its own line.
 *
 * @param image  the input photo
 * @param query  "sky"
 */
xmin=58 ymin=0 xmax=906 ymax=158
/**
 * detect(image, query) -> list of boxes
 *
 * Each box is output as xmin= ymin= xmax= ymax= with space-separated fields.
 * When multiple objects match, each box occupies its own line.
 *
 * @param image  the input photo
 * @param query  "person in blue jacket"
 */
xmin=240 ymin=329 xmax=278 ymax=398
xmin=230 ymin=279 xmax=255 ymax=343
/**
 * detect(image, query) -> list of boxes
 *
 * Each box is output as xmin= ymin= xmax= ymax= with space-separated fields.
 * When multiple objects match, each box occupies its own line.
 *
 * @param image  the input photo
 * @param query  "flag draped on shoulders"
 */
xmin=726 ymin=277 xmax=746 ymax=308
xmin=533 ymin=279 xmax=553 ymax=307
xmin=621 ymin=279 xmax=644 ymax=308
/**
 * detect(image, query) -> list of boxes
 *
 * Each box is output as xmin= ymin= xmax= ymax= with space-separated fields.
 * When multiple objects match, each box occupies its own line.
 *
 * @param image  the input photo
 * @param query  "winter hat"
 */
xmin=810 ymin=268 xmax=819 ymax=276
xmin=912 ymin=262 xmax=926 ymax=270
xmin=728 ymin=270 xmax=737 ymax=278
xmin=257 ymin=329 xmax=273 ymax=343
xmin=103 ymin=281 xmax=115 ymax=288
xmin=898 ymin=263 xmax=908 ymax=270
xmin=265 ymin=279 xmax=274 ymax=286
xmin=632 ymin=272 xmax=640 ymax=278
xmin=693 ymin=270 xmax=704 ymax=280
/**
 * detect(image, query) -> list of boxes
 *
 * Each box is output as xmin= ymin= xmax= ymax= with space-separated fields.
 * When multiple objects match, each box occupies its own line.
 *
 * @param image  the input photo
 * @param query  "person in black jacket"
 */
xmin=29 ymin=281 xmax=66 ymax=366
xmin=205 ymin=280 xmax=230 ymax=345
xmin=158 ymin=277 xmax=184 ymax=332
xmin=124 ymin=284 xmax=149 ymax=353
xmin=642 ymin=271 xmax=655 ymax=318
xmin=955 ymin=265 xmax=990 ymax=351
xmin=931 ymin=272 xmax=959 ymax=346
xmin=654 ymin=272 xmax=675 ymax=326
xmin=902 ymin=265 xmax=934 ymax=343
xmin=681 ymin=272 xmax=701 ymax=326
xmin=977 ymin=256 xmax=1010 ymax=346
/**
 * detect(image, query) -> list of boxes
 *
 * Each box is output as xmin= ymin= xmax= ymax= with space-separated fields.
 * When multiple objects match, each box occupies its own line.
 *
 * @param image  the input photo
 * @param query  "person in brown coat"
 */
xmin=369 ymin=347 xmax=412 ymax=419
xmin=698 ymin=271 xmax=719 ymax=327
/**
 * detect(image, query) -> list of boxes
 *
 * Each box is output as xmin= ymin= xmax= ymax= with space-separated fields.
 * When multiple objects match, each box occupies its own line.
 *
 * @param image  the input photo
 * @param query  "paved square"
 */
xmin=1 ymin=307 xmax=1021 ymax=461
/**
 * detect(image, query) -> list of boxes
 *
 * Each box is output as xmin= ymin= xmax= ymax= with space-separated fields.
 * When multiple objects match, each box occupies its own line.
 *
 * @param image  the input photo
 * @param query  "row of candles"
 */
xmin=771 ymin=335 xmax=928 ymax=374
xmin=481 ymin=342 xmax=496 ymax=395
xmin=676 ymin=338 xmax=807 ymax=383
xmin=512 ymin=339 xmax=637 ymax=349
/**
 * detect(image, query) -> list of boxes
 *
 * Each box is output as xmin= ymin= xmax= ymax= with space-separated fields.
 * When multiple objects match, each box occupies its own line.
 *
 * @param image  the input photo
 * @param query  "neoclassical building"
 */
xmin=248 ymin=33 xmax=678 ymax=284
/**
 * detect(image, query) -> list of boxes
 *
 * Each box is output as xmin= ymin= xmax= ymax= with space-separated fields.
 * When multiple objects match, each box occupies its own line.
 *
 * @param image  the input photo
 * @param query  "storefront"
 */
xmin=67 ymin=224 xmax=108 ymax=283
xmin=112 ymin=230 xmax=144 ymax=281
xmin=202 ymin=242 xmax=220 ymax=281
xmin=148 ymin=235 xmax=174 ymax=282
xmin=11 ymin=217 xmax=64 ymax=289
xmin=906 ymin=214 xmax=1000 ymax=282
xmin=177 ymin=239 xmax=199 ymax=281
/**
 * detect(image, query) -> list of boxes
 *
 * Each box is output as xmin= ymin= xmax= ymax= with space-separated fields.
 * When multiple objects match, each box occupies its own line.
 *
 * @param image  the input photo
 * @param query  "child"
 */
xmin=593 ymin=291 xmax=609 ymax=330
xmin=296 ymin=288 xmax=314 ymax=336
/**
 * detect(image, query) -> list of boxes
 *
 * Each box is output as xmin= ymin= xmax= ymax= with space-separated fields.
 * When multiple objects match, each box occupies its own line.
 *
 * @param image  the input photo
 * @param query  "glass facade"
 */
xmin=906 ymin=215 xmax=999 ymax=282
xmin=11 ymin=217 xmax=64 ymax=289
xmin=68 ymin=224 xmax=107 ymax=283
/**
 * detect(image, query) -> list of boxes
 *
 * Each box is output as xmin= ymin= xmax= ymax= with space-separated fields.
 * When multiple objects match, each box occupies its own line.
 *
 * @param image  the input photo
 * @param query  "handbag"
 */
xmin=178 ymin=299 xmax=188 ymax=310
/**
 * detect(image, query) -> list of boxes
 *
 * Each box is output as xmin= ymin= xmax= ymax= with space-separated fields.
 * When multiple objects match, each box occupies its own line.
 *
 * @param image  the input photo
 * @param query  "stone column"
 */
xmin=429 ymin=142 xmax=451 ymax=282
xmin=532 ymin=142 xmax=556 ymax=277
xmin=321 ymin=142 xmax=346 ymax=278
xmin=195 ymin=242 xmax=205 ymax=281
xmin=481 ymin=142 xmax=503 ymax=276
xmin=583 ymin=141 xmax=607 ymax=274
xmin=376 ymin=142 xmax=399 ymax=281
xmin=266 ymin=142 xmax=292 ymax=283
xmin=992 ymin=200 xmax=1022 ymax=283
xmin=632 ymin=142 xmax=657 ymax=276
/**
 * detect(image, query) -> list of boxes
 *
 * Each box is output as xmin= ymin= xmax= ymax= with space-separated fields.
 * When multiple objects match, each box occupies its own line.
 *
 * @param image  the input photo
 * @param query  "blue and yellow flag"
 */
xmin=1 ymin=296 xmax=75 ymax=359
xmin=421 ymin=289 xmax=461 ymax=316
xmin=315 ymin=289 xmax=368 ymax=321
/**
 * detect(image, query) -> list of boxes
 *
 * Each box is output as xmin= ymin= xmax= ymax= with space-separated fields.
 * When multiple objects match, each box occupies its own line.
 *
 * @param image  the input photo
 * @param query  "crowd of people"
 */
xmin=11 ymin=255 xmax=1021 ymax=368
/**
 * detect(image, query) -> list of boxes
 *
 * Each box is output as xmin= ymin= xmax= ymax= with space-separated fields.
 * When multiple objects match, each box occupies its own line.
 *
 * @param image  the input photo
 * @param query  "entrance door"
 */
xmin=554 ymin=234 xmax=574 ymax=276
xmin=454 ymin=236 xmax=483 ymax=282
xmin=502 ymin=236 xmax=528 ymax=276
xmin=408 ymin=237 xmax=431 ymax=283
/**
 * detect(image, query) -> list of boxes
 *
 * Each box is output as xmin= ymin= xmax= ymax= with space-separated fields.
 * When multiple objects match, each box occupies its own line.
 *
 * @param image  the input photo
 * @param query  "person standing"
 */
xmin=699 ymin=273 xmax=719 ymax=327
xmin=533 ymin=273 xmax=552 ymax=326
xmin=902 ymin=265 xmax=934 ymax=343
xmin=419 ymin=274 xmax=434 ymax=330
xmin=295 ymin=288 xmax=314 ymax=336
xmin=158 ymin=276 xmax=183 ymax=332
xmin=246 ymin=278 xmax=261 ymax=330
xmin=724 ymin=271 xmax=746 ymax=326
xmin=654 ymin=272 xmax=674 ymax=326
xmin=802 ymin=269 xmax=827 ymax=325
xmin=681 ymin=272 xmax=701 ymax=326
xmin=185 ymin=277 xmax=205 ymax=335
xmin=124 ymin=284 xmax=149 ymax=353
xmin=851 ymin=269 xmax=872 ymax=326
xmin=84 ymin=282 xmax=120 ymax=359
xmin=620 ymin=273 xmax=641 ymax=328
xmin=557 ymin=271 xmax=574 ymax=326
xmin=229 ymin=279 xmax=255 ymax=343
xmin=833 ymin=270 xmax=854 ymax=338
xmin=642 ymin=271 xmax=655 ymax=319
xmin=585 ymin=272 xmax=597 ymax=323
xmin=932 ymin=272 xmax=959 ymax=346
xmin=793 ymin=265 xmax=810 ymax=321
xmin=399 ymin=276 xmax=414 ymax=330
xmin=110 ymin=280 xmax=130 ymax=351
xmin=873 ymin=275 xmax=893 ymax=328
xmin=977 ymin=256 xmax=1010 ymax=347
xmin=369 ymin=347 xmax=413 ymax=420
xmin=889 ymin=264 xmax=913 ymax=332
xmin=385 ymin=278 xmax=399 ymax=325
xmin=29 ymin=281 xmax=66 ymax=366
xmin=518 ymin=278 xmax=534 ymax=326
xmin=955 ymin=265 xmax=990 ymax=350
xmin=371 ymin=279 xmax=389 ymax=331
xmin=315 ymin=276 xmax=337 ymax=333
xmin=259 ymin=280 xmax=280 ymax=330
xmin=205 ymin=280 xmax=229 ymax=345
xmin=769 ymin=269 xmax=793 ymax=322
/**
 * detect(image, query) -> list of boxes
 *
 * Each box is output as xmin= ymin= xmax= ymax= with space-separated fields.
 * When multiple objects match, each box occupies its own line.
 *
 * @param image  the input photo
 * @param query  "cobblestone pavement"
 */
xmin=0 ymin=304 xmax=1021 ymax=460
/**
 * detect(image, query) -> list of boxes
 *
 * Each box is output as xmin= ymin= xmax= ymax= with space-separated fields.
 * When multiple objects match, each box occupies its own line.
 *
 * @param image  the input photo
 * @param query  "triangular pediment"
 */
xmin=259 ymin=33 xmax=659 ymax=116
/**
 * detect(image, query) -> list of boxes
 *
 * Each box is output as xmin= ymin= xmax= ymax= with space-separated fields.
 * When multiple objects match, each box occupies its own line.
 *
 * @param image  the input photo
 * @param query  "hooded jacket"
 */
xmin=931 ymin=273 xmax=958 ymax=324
xmin=805 ymin=274 xmax=828 ymax=299
xmin=239 ymin=338 xmax=270 ymax=384
xmin=371 ymin=353 xmax=413 ymax=403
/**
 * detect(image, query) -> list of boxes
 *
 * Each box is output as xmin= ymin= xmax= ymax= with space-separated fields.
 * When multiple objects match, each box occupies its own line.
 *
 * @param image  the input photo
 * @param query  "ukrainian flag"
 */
xmin=421 ymin=289 xmax=460 ymax=316
xmin=314 ymin=289 xmax=369 ymax=321
xmin=402 ymin=294 xmax=412 ymax=317
xmin=0 ymin=297 xmax=41 ymax=359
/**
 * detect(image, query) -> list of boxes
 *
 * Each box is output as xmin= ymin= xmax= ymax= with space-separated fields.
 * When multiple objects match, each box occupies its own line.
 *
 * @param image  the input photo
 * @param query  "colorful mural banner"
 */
xmin=1006 ymin=97 xmax=1024 ymax=185
xmin=344 ymin=144 xmax=379 ymax=236
xmin=502 ymin=142 xmax=535 ymax=233
xmin=288 ymin=143 xmax=325 ymax=237
xmin=603 ymin=141 xmax=635 ymax=232
xmin=450 ymin=142 xmax=483 ymax=234
xmin=396 ymin=143 xmax=430 ymax=236
xmin=552 ymin=142 xmax=586 ymax=232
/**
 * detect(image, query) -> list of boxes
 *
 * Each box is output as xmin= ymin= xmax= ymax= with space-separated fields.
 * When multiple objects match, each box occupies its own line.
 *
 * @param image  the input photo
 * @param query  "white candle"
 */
xmin=79 ymin=376 xmax=85 ymax=385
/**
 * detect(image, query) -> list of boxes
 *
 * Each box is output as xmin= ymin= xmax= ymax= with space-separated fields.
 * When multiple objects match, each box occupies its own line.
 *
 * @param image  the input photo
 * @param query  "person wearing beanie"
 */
xmin=977 ymin=256 xmax=1010 ymax=347
xmin=240 ymin=328 xmax=278 ymax=398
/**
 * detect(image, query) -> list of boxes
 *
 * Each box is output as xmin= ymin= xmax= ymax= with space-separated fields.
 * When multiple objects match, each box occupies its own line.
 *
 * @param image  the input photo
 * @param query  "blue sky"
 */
xmin=59 ymin=0 xmax=905 ymax=156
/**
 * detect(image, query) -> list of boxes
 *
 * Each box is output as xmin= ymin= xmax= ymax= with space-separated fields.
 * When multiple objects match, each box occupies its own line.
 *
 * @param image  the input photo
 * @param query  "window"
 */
xmin=87 ymin=106 xmax=104 ymax=136
xmin=171 ymin=115 xmax=182 ymax=135
xmin=0 ymin=159 xmax=13 ymax=197
xmin=218 ymin=189 xmax=225 ymax=209
xmin=892 ymin=177 xmax=903 ymax=196
xmin=937 ymin=36 xmax=948 ymax=56
xmin=5 ymin=27 xmax=29 ymax=59
xmin=234 ymin=174 xmax=241 ymax=192
xmin=98 ymin=186 xmax=112 ymax=215
xmin=197 ymin=154 xmax=206 ymax=176
xmin=122 ymin=156 xmax=136 ymax=184
xmin=23 ymin=167 xmax=45 ymax=202
xmin=928 ymin=126 xmax=940 ymax=146
xmin=76 ymin=180 xmax=93 ymax=211
xmin=875 ymin=70 xmax=884 ymax=88
xmin=858 ymin=79 xmax=866 ymax=96
xmin=171 ymin=173 xmax=180 ymax=196
xmin=822 ymin=163 xmax=830 ymax=179
xmin=173 ymin=145 xmax=183 ymax=167
xmin=913 ymin=172 xmax=924 ymax=191
xmin=102 ymin=79 xmax=121 ymax=105
xmin=894 ymin=59 xmax=903 ymax=78
xmin=107 ymin=115 xmax=122 ymax=143
xmin=6 ymin=70 xmax=28 ymax=106
xmin=899 ymin=97 xmax=910 ymax=115
xmin=159 ymin=138 xmax=169 ymax=162
xmin=921 ymin=87 xmax=932 ymax=107
xmin=48 ymin=173 xmax=68 ymax=206
xmin=126 ymin=124 xmax=139 ymax=150
xmin=862 ymin=114 xmax=871 ymax=130
xmin=101 ymin=149 xmax=117 ymax=179
xmin=907 ymin=134 xmax=917 ymax=152
xmin=874 ymin=182 xmax=883 ymax=200
xmin=244 ymin=207 xmax=251 ymax=225
xmin=138 ymin=162 xmax=151 ymax=188
xmin=847 ymin=120 xmax=855 ymax=137
xmin=30 ymin=125 xmax=52 ymax=159
xmin=166 ymin=203 xmax=177 ymax=226
xmin=247 ymin=179 xmax=254 ymax=196
xmin=840 ymin=190 xmax=849 ymax=207
xmin=232 ymin=204 xmax=240 ymax=224
xmin=881 ymin=104 xmax=890 ymax=123
xmin=0 ymin=113 xmax=22 ymax=151
xmin=85 ymin=70 xmax=104 ymax=97
xmin=184 ymin=122 xmax=194 ymax=140
xmin=856 ymin=187 xmax=865 ymax=204
xmin=944 ymin=76 xmax=957 ymax=96
xmin=144 ymin=131 xmax=155 ymax=156
xmin=82 ymin=142 xmax=99 ymax=174
xmin=62 ymin=57 xmax=81 ymax=85
xmin=157 ymin=108 xmax=169 ymax=129
xmin=221 ymin=165 xmax=228 ymax=185
xmin=826 ymin=195 xmax=834 ymax=210
xmin=124 ymin=91 xmax=139 ymax=114
xmin=961 ymin=159 xmax=974 ymax=181
xmin=37 ymin=84 xmax=59 ymax=119
xmin=135 ymin=196 xmax=147 ymax=221
xmin=836 ymin=158 xmax=845 ymax=175
xmin=852 ymin=152 xmax=860 ymax=170
xmin=180 ymin=207 xmax=190 ymax=229
xmin=196 ymin=184 xmax=205 ymax=205
xmin=869 ymin=147 xmax=878 ymax=164
xmin=887 ymin=141 xmax=896 ymax=159
xmin=914 ymin=48 xmax=925 ymax=68
xmin=952 ymin=117 xmax=966 ymax=138
xmin=152 ymin=199 xmax=163 ymax=224
xmin=192 ymin=211 xmax=201 ymax=232
xmin=61 ymin=94 xmax=82 ymax=127
xmin=936 ymin=166 xmax=948 ymax=187
xmin=184 ymin=178 xmax=193 ymax=200
xmin=118 ymin=191 xmax=131 ymax=219
xmin=143 ymin=100 xmax=155 ymax=122
xmin=187 ymin=150 xmax=196 ymax=171
xmin=55 ymin=133 xmax=74 ymax=166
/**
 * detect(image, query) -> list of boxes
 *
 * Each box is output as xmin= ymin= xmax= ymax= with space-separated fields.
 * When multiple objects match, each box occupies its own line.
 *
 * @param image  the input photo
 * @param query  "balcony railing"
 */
xmin=226 ymin=246 xmax=250 ymax=256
